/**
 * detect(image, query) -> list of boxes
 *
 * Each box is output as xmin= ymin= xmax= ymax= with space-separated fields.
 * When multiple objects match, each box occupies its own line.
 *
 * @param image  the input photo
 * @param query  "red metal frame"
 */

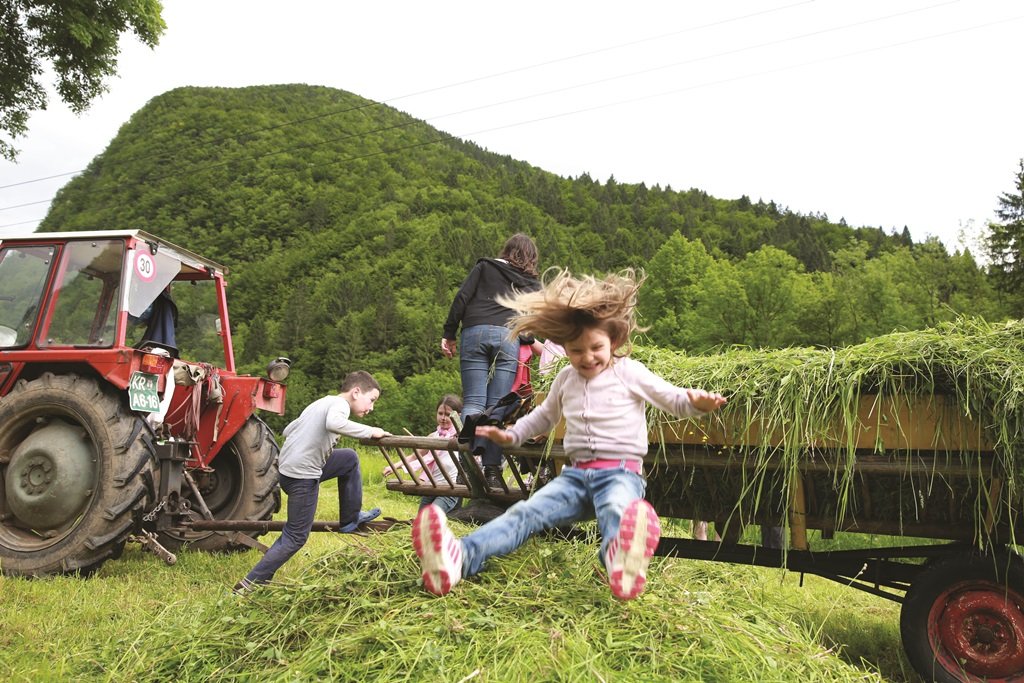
xmin=215 ymin=275 xmax=236 ymax=374
xmin=0 ymin=232 xmax=286 ymax=464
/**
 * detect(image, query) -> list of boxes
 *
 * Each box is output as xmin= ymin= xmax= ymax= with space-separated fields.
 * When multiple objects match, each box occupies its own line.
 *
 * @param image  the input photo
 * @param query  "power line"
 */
xmin=2 ymin=7 xmax=1020 ymax=228
xmin=0 ymin=217 xmax=45 ymax=229
xmin=0 ymin=0 xmax=971 ymax=212
xmin=10 ymin=7 xmax=1015 ymax=233
xmin=0 ymin=1 xmax=813 ymax=192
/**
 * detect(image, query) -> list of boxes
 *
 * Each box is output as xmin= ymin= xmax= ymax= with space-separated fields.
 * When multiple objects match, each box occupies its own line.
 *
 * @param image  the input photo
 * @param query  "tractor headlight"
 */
xmin=267 ymin=357 xmax=291 ymax=382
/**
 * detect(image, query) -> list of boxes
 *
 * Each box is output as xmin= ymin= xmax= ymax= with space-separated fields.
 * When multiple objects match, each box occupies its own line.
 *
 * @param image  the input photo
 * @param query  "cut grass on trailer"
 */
xmin=624 ymin=316 xmax=1024 ymax=546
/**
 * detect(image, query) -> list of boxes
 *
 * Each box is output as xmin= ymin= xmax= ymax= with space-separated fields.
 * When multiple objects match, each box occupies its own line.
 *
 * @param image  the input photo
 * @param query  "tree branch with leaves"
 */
xmin=0 ymin=0 xmax=165 ymax=160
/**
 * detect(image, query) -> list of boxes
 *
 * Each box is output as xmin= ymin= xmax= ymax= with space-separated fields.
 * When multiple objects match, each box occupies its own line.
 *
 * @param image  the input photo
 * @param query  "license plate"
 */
xmin=128 ymin=371 xmax=161 ymax=413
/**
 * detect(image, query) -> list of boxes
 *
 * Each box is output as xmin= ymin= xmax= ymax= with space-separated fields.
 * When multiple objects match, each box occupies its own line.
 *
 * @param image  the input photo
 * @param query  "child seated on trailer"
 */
xmin=412 ymin=268 xmax=727 ymax=600
xmin=383 ymin=394 xmax=464 ymax=514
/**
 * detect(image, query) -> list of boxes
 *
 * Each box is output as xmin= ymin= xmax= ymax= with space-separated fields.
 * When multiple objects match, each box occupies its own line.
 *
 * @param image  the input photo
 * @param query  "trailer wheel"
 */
xmin=0 ymin=373 xmax=156 ymax=577
xmin=900 ymin=553 xmax=1024 ymax=682
xmin=160 ymin=417 xmax=280 ymax=552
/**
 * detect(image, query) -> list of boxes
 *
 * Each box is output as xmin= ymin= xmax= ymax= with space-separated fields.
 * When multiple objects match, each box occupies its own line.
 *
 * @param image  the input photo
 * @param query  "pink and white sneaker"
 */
xmin=412 ymin=504 xmax=463 ymax=596
xmin=605 ymin=499 xmax=661 ymax=600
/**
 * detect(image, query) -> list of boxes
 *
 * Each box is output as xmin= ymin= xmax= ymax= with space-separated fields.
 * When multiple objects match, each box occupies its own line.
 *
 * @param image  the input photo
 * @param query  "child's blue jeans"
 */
xmin=421 ymin=495 xmax=461 ymax=513
xmin=245 ymin=447 xmax=364 ymax=584
xmin=459 ymin=464 xmax=646 ymax=577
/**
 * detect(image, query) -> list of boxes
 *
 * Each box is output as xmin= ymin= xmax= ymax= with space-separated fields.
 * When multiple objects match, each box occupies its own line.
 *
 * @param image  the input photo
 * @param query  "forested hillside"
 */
xmin=38 ymin=84 xmax=1009 ymax=430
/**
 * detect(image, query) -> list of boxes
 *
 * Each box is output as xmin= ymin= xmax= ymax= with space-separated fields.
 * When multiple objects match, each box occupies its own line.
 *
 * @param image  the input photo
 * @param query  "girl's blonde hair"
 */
xmin=500 ymin=268 xmax=646 ymax=355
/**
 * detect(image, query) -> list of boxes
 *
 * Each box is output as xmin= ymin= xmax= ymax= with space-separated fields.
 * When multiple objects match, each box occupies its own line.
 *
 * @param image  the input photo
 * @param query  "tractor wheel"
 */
xmin=900 ymin=552 xmax=1024 ymax=682
xmin=160 ymin=416 xmax=280 ymax=552
xmin=0 ymin=373 xmax=156 ymax=577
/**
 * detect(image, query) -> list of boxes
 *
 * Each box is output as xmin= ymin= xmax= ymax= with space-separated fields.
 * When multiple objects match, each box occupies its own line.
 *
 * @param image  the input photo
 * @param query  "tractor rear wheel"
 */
xmin=160 ymin=416 xmax=280 ymax=552
xmin=0 ymin=373 xmax=156 ymax=576
xmin=900 ymin=552 xmax=1024 ymax=682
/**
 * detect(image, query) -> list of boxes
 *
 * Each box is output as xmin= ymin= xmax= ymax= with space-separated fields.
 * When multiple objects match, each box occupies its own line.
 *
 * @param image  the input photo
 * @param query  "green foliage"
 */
xmin=985 ymin=158 xmax=1024 ymax=312
xmin=370 ymin=366 xmax=462 ymax=436
xmin=0 ymin=0 xmax=165 ymax=159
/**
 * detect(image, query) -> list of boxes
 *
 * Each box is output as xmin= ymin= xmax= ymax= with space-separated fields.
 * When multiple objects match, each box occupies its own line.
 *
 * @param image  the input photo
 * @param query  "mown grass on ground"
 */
xmin=0 ymin=452 xmax=920 ymax=682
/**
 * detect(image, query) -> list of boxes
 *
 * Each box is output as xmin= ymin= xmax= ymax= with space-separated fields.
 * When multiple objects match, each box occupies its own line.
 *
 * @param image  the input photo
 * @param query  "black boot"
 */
xmin=484 ymin=465 xmax=505 ymax=490
xmin=536 ymin=463 xmax=554 ymax=488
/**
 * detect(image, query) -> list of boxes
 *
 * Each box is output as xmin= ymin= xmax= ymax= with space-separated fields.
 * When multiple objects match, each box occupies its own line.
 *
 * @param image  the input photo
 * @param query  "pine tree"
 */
xmin=985 ymin=159 xmax=1024 ymax=307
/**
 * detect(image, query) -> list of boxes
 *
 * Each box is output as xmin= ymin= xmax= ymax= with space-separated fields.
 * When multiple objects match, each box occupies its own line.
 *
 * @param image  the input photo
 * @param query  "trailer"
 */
xmin=367 ymin=390 xmax=1023 ymax=683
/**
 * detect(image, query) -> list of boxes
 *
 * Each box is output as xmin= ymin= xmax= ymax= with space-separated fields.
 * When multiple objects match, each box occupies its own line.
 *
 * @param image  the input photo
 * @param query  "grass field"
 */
xmin=0 ymin=451 xmax=923 ymax=682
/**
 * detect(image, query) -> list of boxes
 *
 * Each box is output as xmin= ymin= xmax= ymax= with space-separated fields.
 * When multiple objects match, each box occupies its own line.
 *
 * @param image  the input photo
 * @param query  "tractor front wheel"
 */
xmin=0 ymin=373 xmax=156 ymax=576
xmin=159 ymin=416 xmax=280 ymax=552
xmin=900 ymin=552 xmax=1024 ymax=682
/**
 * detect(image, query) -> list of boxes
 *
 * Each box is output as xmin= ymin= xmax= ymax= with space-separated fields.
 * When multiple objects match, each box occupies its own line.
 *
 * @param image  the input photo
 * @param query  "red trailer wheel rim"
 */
xmin=929 ymin=582 xmax=1024 ymax=679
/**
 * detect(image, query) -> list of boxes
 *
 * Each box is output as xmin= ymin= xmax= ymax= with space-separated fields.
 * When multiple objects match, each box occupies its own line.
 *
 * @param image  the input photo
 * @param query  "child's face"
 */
xmin=564 ymin=327 xmax=612 ymax=380
xmin=436 ymin=403 xmax=454 ymax=430
xmin=348 ymin=387 xmax=380 ymax=417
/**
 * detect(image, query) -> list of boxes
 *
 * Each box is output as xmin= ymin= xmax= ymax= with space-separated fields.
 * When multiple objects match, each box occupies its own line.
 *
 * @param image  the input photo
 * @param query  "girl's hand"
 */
xmin=440 ymin=338 xmax=457 ymax=358
xmin=687 ymin=389 xmax=727 ymax=413
xmin=476 ymin=425 xmax=514 ymax=445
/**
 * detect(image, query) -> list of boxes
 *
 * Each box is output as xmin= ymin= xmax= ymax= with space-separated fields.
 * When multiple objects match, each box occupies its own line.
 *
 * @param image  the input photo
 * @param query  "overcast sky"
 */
xmin=2 ymin=0 xmax=1023 ymax=253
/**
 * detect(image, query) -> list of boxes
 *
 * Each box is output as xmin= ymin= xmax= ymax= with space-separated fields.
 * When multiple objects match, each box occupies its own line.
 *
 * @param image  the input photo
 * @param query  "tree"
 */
xmin=639 ymin=232 xmax=714 ymax=349
xmin=735 ymin=246 xmax=803 ymax=347
xmin=985 ymin=159 xmax=1024 ymax=309
xmin=0 ymin=0 xmax=165 ymax=160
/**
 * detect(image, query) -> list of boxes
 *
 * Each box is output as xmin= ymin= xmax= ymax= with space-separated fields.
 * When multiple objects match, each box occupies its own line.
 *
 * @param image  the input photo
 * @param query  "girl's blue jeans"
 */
xmin=459 ymin=324 xmax=520 ymax=466
xmin=459 ymin=464 xmax=646 ymax=577
xmin=420 ymin=495 xmax=461 ymax=513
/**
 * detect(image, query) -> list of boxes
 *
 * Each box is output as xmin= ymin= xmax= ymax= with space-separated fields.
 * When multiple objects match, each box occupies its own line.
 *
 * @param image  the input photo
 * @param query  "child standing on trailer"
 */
xmin=412 ymin=269 xmax=727 ymax=600
xmin=235 ymin=370 xmax=390 ymax=593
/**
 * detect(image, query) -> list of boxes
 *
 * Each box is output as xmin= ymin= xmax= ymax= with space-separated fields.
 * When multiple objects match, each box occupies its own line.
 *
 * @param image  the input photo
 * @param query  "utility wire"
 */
xmin=0 ymin=0 xmax=971 ymax=213
xmin=1 ymin=8 xmax=1020 ymax=229
xmin=0 ymin=0 xmax=813 ymax=192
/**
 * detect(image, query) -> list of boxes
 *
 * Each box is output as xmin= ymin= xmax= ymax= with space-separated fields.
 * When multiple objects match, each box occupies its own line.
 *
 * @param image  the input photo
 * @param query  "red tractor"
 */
xmin=0 ymin=230 xmax=289 ymax=576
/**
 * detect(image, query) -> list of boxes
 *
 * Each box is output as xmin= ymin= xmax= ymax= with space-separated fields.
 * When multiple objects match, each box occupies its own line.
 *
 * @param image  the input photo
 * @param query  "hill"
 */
xmin=37 ymin=84 xmax=1004 ymax=428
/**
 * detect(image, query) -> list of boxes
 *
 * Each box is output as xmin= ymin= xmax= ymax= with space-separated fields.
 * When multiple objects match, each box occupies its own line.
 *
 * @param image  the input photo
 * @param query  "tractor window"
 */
xmin=42 ymin=240 xmax=124 ymax=347
xmin=126 ymin=279 xmax=226 ymax=366
xmin=0 ymin=245 xmax=55 ymax=347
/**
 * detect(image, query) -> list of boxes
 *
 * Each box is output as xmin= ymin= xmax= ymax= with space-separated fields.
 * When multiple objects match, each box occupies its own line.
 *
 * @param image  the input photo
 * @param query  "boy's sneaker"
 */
xmin=232 ymin=578 xmax=256 ymax=595
xmin=412 ymin=504 xmax=463 ymax=596
xmin=338 ymin=507 xmax=382 ymax=533
xmin=605 ymin=499 xmax=661 ymax=600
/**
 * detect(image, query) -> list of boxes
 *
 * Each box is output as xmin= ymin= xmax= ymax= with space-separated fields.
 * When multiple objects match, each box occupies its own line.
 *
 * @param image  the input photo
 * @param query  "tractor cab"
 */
xmin=1 ymin=230 xmax=233 ymax=366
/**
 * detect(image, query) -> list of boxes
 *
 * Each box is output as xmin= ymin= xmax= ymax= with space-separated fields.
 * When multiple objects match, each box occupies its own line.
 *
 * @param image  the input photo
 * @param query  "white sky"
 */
xmin=2 ymin=0 xmax=1023 ymax=254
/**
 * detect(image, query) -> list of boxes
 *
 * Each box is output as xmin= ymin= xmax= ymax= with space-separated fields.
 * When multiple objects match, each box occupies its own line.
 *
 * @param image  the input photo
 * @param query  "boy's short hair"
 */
xmin=340 ymin=370 xmax=380 ymax=394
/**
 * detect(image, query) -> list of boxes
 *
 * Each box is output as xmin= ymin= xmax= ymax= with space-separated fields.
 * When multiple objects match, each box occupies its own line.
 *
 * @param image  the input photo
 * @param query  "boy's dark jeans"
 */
xmin=245 ymin=448 xmax=363 ymax=584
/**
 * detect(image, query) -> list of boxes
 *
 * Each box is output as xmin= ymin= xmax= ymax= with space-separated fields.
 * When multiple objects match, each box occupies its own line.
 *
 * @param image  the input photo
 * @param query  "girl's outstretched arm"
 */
xmin=685 ymin=389 xmax=727 ymax=413
xmin=476 ymin=425 xmax=515 ymax=445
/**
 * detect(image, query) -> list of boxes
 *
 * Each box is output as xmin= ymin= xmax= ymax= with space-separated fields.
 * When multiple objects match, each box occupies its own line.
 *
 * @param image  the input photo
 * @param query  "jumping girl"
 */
xmin=413 ymin=269 xmax=727 ymax=600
